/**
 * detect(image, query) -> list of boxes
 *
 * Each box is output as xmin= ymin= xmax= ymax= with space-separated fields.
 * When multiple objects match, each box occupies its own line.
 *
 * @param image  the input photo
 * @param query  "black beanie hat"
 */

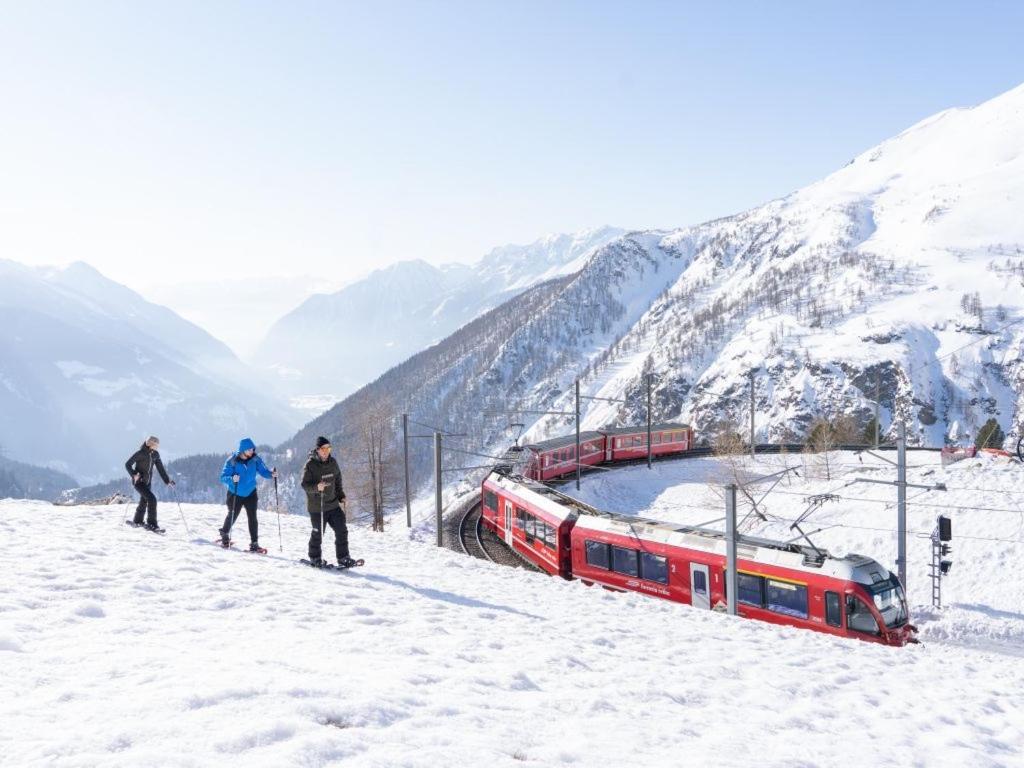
xmin=316 ymin=436 xmax=331 ymax=448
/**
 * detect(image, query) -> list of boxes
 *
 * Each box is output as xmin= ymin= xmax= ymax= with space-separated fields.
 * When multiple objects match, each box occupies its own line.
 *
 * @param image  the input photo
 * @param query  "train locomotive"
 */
xmin=481 ymin=462 xmax=916 ymax=647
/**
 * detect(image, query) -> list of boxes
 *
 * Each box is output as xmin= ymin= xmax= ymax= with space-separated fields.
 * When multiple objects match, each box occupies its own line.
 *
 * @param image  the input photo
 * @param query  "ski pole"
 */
xmin=226 ymin=479 xmax=242 ymax=538
xmin=274 ymin=473 xmax=283 ymax=553
xmin=170 ymin=481 xmax=191 ymax=536
xmin=319 ymin=486 xmax=325 ymax=561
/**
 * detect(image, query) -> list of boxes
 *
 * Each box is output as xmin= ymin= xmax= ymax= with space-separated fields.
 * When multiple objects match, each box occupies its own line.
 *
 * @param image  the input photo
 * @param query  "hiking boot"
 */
xmin=249 ymin=542 xmax=267 ymax=554
xmin=307 ymin=557 xmax=328 ymax=568
xmin=144 ymin=523 xmax=165 ymax=534
xmin=338 ymin=557 xmax=359 ymax=569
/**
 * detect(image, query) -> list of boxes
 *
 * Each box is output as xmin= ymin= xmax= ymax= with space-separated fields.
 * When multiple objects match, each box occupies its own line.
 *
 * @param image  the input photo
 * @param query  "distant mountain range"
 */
xmin=0 ymin=260 xmax=300 ymax=480
xmin=254 ymin=227 xmax=624 ymax=407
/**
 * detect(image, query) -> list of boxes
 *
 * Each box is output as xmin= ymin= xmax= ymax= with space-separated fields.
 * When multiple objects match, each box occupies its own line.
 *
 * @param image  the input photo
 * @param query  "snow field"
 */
xmin=0 ymin=483 xmax=1022 ymax=766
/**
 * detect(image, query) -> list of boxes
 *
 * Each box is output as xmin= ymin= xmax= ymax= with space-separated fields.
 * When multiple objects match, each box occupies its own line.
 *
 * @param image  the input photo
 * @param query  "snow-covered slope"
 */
xmin=0 ymin=260 xmax=299 ymax=479
xmin=254 ymin=227 xmax=623 ymax=410
xmin=1 ymin=478 xmax=1021 ymax=765
xmin=495 ymin=84 xmax=1024 ymax=450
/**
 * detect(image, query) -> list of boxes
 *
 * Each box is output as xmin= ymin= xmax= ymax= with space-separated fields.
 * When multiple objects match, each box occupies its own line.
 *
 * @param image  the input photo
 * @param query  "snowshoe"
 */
xmin=337 ymin=557 xmax=364 ymax=569
xmin=125 ymin=520 xmax=142 ymax=528
xmin=144 ymin=523 xmax=166 ymax=535
xmin=248 ymin=543 xmax=268 ymax=555
xmin=301 ymin=557 xmax=331 ymax=569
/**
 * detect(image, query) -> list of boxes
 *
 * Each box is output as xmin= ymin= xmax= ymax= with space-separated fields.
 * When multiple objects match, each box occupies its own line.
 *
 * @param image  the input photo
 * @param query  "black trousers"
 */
xmin=221 ymin=491 xmax=259 ymax=543
xmin=133 ymin=482 xmax=158 ymax=525
xmin=309 ymin=506 xmax=349 ymax=562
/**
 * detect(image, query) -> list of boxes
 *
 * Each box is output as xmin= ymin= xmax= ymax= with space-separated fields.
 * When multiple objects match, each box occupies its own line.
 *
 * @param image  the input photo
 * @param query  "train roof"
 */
xmin=525 ymin=431 xmax=604 ymax=453
xmin=599 ymin=422 xmax=690 ymax=436
xmin=572 ymin=513 xmax=890 ymax=584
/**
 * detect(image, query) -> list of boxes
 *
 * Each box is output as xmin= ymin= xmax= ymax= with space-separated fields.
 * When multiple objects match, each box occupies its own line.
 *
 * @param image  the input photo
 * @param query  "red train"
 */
xmin=481 ymin=470 xmax=916 ymax=647
xmin=523 ymin=423 xmax=694 ymax=482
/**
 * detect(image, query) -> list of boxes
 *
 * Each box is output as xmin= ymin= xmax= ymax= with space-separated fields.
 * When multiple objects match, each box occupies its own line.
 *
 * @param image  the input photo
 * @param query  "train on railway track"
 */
xmin=523 ymin=423 xmax=695 ymax=482
xmin=482 ymin=432 xmax=917 ymax=647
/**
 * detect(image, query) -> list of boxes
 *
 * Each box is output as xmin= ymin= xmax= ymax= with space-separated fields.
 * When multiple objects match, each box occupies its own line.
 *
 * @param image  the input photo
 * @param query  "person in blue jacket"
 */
xmin=218 ymin=438 xmax=276 ymax=552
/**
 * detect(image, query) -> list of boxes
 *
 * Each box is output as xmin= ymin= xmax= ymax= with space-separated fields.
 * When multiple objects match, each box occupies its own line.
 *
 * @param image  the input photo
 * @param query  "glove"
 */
xmin=271 ymin=467 xmax=278 ymax=479
xmin=168 ymin=479 xmax=176 ymax=487
xmin=232 ymin=474 xmax=240 ymax=484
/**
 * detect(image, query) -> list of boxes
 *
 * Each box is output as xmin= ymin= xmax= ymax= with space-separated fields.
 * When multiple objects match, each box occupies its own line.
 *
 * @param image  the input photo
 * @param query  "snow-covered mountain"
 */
xmin=0 ymin=260 xmax=300 ymax=479
xmin=254 ymin=227 xmax=624 ymax=409
xmin=288 ymin=83 xmax=1024 ymax=490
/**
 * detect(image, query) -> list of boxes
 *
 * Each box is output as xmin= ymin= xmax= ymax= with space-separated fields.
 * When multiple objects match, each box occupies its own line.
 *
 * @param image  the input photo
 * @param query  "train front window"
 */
xmin=868 ymin=577 xmax=908 ymax=629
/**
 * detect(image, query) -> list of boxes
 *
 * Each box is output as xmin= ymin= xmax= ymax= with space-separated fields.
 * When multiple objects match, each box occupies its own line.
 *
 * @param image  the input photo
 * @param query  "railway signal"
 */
xmin=929 ymin=514 xmax=953 ymax=608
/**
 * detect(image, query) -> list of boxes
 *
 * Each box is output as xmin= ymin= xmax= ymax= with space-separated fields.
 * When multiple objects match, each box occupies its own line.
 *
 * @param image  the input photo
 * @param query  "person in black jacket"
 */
xmin=124 ymin=436 xmax=174 ymax=532
xmin=300 ymin=436 xmax=356 ymax=567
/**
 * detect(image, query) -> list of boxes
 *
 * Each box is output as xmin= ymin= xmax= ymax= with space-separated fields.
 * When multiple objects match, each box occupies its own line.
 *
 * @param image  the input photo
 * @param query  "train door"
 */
xmin=504 ymin=500 xmax=514 ymax=546
xmin=690 ymin=563 xmax=711 ymax=610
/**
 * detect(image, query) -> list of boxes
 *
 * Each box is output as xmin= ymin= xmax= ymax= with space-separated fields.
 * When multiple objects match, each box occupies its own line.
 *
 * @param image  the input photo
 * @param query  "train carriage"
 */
xmin=599 ymin=423 xmax=693 ymax=462
xmin=569 ymin=514 xmax=914 ymax=646
xmin=481 ymin=472 xmax=579 ymax=576
xmin=523 ymin=431 xmax=606 ymax=483
xmin=482 ymin=468 xmax=914 ymax=647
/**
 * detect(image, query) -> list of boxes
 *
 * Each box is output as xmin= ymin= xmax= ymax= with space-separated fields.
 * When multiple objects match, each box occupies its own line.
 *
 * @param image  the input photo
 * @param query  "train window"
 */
xmin=515 ymin=508 xmax=526 ymax=530
xmin=543 ymin=523 xmax=557 ymax=550
xmin=484 ymin=490 xmax=498 ymax=511
xmin=846 ymin=595 xmax=880 ymax=635
xmin=693 ymin=569 xmax=707 ymax=595
xmin=633 ymin=435 xmax=643 ymax=447
xmin=653 ymin=433 xmax=662 ymax=445
xmin=765 ymin=579 xmax=808 ymax=619
xmin=825 ymin=591 xmax=842 ymax=627
xmin=585 ymin=540 xmax=610 ymax=569
xmin=639 ymin=552 xmax=668 ymax=584
xmin=738 ymin=573 xmax=764 ymax=607
xmin=611 ymin=546 xmax=639 ymax=577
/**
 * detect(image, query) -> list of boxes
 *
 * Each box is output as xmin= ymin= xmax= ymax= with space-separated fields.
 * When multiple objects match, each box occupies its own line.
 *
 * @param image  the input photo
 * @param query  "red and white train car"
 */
xmin=523 ymin=423 xmax=695 ymax=482
xmin=481 ymin=471 xmax=578 ymax=577
xmin=480 ymin=471 xmax=915 ymax=647
xmin=523 ymin=431 xmax=606 ymax=483
xmin=600 ymin=423 xmax=694 ymax=462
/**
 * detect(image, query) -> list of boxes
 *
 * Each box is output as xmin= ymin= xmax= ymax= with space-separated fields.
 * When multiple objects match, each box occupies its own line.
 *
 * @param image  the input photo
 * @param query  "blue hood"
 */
xmin=238 ymin=437 xmax=256 ymax=454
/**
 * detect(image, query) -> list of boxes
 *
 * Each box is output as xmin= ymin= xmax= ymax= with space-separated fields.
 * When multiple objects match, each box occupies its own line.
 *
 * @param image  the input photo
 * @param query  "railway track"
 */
xmin=453 ymin=501 xmax=539 ymax=571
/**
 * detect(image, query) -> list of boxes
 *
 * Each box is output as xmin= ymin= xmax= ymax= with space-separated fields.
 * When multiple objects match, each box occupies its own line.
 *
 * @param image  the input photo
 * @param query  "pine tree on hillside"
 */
xmin=974 ymin=418 xmax=1006 ymax=449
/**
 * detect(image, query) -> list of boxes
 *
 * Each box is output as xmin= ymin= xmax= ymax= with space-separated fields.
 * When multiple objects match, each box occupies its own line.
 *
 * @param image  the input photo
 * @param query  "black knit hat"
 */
xmin=315 ymin=436 xmax=331 ymax=448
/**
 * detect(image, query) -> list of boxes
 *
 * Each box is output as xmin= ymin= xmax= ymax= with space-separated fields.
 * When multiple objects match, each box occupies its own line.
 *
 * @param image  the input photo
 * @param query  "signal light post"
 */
xmin=930 ymin=515 xmax=953 ymax=608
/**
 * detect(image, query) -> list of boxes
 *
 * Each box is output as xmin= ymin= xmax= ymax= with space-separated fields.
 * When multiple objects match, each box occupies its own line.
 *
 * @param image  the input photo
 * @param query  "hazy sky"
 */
xmin=2 ymin=1 xmax=1023 ymax=295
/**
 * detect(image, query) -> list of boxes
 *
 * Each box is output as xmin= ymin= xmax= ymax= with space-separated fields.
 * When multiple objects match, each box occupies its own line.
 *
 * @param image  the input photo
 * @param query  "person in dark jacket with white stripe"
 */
xmin=124 ymin=436 xmax=174 ymax=532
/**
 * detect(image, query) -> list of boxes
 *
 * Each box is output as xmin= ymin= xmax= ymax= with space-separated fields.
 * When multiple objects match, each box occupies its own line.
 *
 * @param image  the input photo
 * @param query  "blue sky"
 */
xmin=2 ymin=1 xmax=1022 ymax=289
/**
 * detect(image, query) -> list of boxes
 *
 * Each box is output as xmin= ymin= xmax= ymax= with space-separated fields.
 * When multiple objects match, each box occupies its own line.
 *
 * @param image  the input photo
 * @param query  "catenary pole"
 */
xmin=725 ymin=484 xmax=738 ymax=616
xmin=647 ymin=373 xmax=653 ymax=470
xmin=874 ymin=376 xmax=881 ymax=449
xmin=575 ymin=379 xmax=582 ymax=492
xmin=434 ymin=431 xmax=443 ymax=547
xmin=749 ymin=372 xmax=756 ymax=459
xmin=897 ymin=421 xmax=907 ymax=591
xmin=403 ymin=413 xmax=412 ymax=528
